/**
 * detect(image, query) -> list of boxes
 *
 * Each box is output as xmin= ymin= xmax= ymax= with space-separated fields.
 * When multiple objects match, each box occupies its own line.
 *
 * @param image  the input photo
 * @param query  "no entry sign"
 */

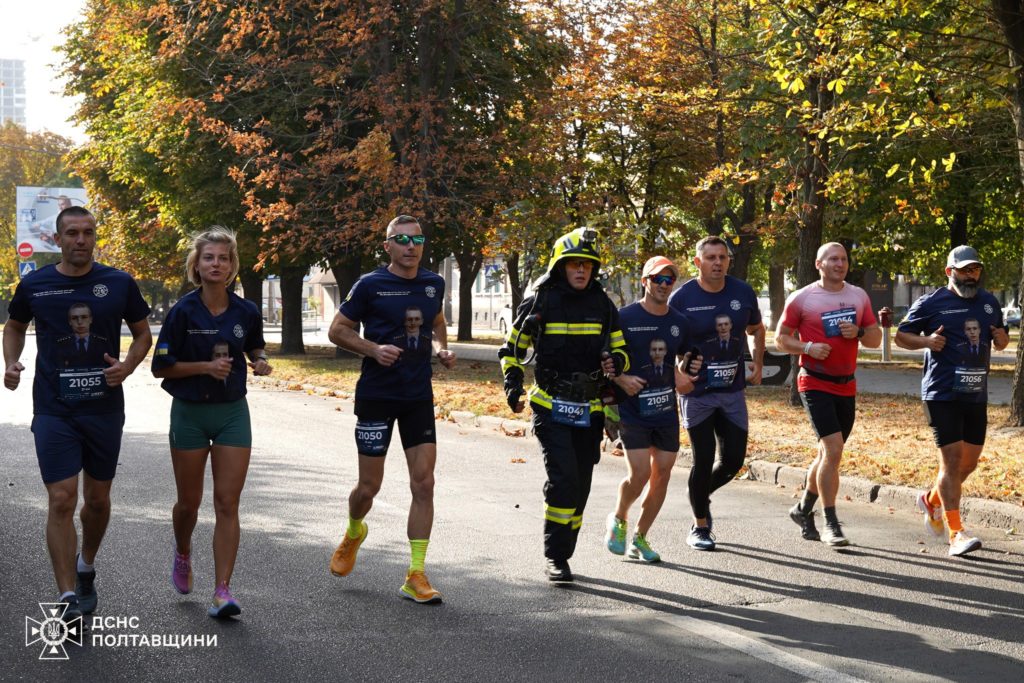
xmin=17 ymin=242 xmax=34 ymax=258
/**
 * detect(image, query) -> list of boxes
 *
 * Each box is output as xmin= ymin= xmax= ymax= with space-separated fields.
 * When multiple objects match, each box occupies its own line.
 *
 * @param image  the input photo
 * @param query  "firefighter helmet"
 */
xmin=546 ymin=227 xmax=601 ymax=274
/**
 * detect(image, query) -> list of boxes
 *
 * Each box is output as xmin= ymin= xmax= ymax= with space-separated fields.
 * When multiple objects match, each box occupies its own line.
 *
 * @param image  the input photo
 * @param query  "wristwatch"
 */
xmin=856 ymin=326 xmax=865 ymax=338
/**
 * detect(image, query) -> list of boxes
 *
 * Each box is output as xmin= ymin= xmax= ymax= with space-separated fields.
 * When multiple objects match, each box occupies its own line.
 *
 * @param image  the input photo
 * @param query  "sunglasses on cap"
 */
xmin=649 ymin=273 xmax=676 ymax=286
xmin=387 ymin=234 xmax=426 ymax=246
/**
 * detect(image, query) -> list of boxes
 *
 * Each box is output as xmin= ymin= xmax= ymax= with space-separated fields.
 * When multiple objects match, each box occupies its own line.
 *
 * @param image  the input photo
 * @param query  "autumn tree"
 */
xmin=0 ymin=124 xmax=78 ymax=308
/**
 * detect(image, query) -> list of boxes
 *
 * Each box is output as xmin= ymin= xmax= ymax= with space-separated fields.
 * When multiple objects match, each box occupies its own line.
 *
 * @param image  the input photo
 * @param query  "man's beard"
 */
xmin=950 ymin=273 xmax=981 ymax=298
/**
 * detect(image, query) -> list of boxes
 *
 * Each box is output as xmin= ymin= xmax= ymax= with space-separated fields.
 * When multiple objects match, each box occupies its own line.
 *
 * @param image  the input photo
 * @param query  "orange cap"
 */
xmin=641 ymin=256 xmax=678 ymax=280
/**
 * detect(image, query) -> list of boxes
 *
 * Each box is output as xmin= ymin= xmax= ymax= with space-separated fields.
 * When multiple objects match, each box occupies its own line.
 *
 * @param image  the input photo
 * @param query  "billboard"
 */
xmin=15 ymin=186 xmax=90 ymax=256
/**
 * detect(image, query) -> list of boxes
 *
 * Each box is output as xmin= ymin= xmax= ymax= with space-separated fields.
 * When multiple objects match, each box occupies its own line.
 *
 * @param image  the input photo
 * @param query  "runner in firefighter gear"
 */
xmin=498 ymin=227 xmax=630 ymax=583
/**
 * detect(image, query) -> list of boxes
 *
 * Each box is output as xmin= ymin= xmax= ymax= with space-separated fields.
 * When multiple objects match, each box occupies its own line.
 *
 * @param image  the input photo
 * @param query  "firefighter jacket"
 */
xmin=498 ymin=278 xmax=630 ymax=415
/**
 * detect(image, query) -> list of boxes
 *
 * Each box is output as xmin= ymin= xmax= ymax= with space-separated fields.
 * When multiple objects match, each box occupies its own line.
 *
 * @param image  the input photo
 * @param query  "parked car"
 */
xmin=499 ymin=304 xmax=513 ymax=335
xmin=1003 ymin=307 xmax=1021 ymax=329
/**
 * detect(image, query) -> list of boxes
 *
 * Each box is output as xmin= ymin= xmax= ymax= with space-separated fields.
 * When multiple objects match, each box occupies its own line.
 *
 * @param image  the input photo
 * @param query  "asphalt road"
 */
xmin=2 ymin=352 xmax=1023 ymax=681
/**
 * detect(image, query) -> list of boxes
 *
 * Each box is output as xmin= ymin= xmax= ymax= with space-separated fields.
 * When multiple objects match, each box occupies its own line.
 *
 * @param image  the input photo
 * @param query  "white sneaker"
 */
xmin=916 ymin=492 xmax=945 ymax=537
xmin=948 ymin=531 xmax=982 ymax=557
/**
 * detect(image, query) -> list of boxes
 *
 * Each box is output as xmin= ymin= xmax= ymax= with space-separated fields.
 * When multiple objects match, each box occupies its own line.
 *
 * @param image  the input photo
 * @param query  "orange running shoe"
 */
xmin=330 ymin=522 xmax=368 ymax=577
xmin=916 ymin=492 xmax=945 ymax=537
xmin=399 ymin=570 xmax=442 ymax=603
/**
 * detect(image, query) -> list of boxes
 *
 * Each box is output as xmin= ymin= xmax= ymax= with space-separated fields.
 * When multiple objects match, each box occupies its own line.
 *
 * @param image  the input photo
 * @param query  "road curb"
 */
xmin=745 ymin=459 xmax=1024 ymax=532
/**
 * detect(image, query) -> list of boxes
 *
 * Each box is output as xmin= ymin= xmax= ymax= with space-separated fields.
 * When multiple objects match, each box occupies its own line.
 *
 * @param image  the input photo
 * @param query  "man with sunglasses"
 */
xmin=668 ymin=236 xmax=765 ymax=551
xmin=895 ymin=245 xmax=1008 ymax=557
xmin=328 ymin=214 xmax=456 ymax=603
xmin=605 ymin=256 xmax=698 ymax=562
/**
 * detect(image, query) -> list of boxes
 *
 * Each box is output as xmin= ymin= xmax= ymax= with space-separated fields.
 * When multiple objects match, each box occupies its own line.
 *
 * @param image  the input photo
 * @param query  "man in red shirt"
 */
xmin=775 ymin=243 xmax=881 ymax=546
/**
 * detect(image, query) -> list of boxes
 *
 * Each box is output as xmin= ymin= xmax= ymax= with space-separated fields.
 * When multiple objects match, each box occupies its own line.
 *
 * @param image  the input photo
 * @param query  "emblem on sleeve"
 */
xmin=233 ymin=324 xmax=244 ymax=338
xmin=425 ymin=286 xmax=436 ymax=298
xmin=730 ymin=299 xmax=741 ymax=310
xmin=670 ymin=325 xmax=680 ymax=337
xmin=93 ymin=284 xmax=109 ymax=298
xmin=984 ymin=304 xmax=993 ymax=314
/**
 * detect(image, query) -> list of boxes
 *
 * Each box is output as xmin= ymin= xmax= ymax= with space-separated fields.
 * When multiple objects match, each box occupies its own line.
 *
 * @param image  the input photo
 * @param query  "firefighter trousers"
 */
xmin=533 ymin=407 xmax=605 ymax=561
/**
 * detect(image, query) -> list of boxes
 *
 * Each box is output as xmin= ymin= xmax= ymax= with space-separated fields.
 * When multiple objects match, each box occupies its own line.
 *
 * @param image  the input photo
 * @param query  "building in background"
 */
xmin=0 ymin=59 xmax=27 ymax=126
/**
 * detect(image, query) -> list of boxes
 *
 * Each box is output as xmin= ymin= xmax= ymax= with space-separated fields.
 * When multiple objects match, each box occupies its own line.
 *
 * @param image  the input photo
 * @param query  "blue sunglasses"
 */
xmin=388 ymin=234 xmax=426 ymax=246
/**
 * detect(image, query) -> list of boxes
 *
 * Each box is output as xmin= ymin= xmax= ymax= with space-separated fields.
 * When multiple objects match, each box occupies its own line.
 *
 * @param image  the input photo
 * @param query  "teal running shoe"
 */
xmin=605 ymin=513 xmax=627 ymax=555
xmin=627 ymin=532 xmax=661 ymax=563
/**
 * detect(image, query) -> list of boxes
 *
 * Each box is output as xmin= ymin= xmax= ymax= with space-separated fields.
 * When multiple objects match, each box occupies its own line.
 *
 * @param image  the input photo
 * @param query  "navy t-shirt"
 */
xmin=668 ymin=275 xmax=761 ymax=397
xmin=898 ymin=287 xmax=1005 ymax=402
xmin=339 ymin=267 xmax=445 ymax=402
xmin=8 ymin=263 xmax=150 ymax=416
xmin=152 ymin=289 xmax=265 ymax=402
xmin=617 ymin=302 xmax=690 ymax=427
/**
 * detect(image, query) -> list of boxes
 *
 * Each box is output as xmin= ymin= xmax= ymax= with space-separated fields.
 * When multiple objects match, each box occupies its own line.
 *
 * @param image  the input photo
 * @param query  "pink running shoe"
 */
xmin=172 ymin=550 xmax=192 ymax=595
xmin=208 ymin=583 xmax=241 ymax=618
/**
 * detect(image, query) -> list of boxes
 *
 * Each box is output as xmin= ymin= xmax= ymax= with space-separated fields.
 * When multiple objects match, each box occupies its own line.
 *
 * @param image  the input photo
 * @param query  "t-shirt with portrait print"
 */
xmin=668 ymin=275 xmax=761 ymax=397
xmin=898 ymin=286 xmax=1004 ymax=403
xmin=151 ymin=289 xmax=265 ymax=402
xmin=616 ymin=302 xmax=691 ymax=427
xmin=8 ymin=262 xmax=150 ymax=416
xmin=339 ymin=266 xmax=445 ymax=402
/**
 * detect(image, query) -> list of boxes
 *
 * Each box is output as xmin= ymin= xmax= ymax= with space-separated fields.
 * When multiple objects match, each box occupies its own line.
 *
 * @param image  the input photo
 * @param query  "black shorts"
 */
xmin=799 ymin=390 xmax=856 ymax=442
xmin=353 ymin=399 xmax=436 ymax=457
xmin=619 ymin=422 xmax=680 ymax=453
xmin=923 ymin=400 xmax=987 ymax=448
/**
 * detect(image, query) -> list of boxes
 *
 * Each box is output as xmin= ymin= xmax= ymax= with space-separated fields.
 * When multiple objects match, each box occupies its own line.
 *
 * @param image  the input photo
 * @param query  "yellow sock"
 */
xmin=346 ymin=517 xmax=364 ymax=539
xmin=409 ymin=539 xmax=429 ymax=573
xmin=944 ymin=510 xmax=963 ymax=538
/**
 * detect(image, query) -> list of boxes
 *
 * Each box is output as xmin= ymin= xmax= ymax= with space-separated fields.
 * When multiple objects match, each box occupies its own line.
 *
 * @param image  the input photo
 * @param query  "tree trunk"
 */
xmin=729 ymin=185 xmax=760 ymax=281
xmin=454 ymin=248 xmax=483 ymax=341
xmin=506 ymin=251 xmax=523 ymax=312
xmin=949 ymin=210 xmax=968 ymax=248
xmin=990 ymin=0 xmax=1024 ymax=424
xmin=279 ymin=265 xmax=306 ymax=355
xmin=769 ymin=263 xmax=786 ymax=329
xmin=239 ymin=268 xmax=262 ymax=310
xmin=330 ymin=253 xmax=364 ymax=358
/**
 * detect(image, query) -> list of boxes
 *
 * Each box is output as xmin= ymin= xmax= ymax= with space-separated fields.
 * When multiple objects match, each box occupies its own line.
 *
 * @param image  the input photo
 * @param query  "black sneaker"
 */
xmin=545 ymin=558 xmax=573 ymax=583
xmin=75 ymin=555 xmax=97 ymax=614
xmin=60 ymin=594 xmax=84 ymax=624
xmin=686 ymin=525 xmax=716 ymax=551
xmin=821 ymin=519 xmax=850 ymax=547
xmin=788 ymin=503 xmax=821 ymax=541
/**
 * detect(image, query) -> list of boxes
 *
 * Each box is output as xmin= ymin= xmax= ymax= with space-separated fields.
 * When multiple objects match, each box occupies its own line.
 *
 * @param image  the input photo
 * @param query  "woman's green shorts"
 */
xmin=169 ymin=397 xmax=252 ymax=450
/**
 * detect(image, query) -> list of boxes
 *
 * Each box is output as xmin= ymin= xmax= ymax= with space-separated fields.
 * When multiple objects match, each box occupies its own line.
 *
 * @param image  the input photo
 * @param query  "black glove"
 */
xmin=602 ymin=351 xmax=625 ymax=377
xmin=504 ymin=368 xmax=525 ymax=411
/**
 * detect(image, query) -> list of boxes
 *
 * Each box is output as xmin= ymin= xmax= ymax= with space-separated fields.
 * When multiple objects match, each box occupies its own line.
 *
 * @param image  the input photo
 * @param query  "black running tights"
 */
xmin=686 ymin=408 xmax=747 ymax=519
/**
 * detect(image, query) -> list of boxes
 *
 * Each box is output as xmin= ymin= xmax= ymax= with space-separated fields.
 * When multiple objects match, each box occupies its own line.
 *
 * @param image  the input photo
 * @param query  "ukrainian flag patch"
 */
xmin=155 ymin=343 xmax=169 ymax=356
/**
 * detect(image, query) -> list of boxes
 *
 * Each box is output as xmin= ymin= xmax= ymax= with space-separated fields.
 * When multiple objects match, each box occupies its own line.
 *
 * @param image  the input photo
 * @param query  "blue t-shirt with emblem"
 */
xmin=668 ymin=275 xmax=761 ymax=397
xmin=8 ymin=263 xmax=150 ymax=416
xmin=339 ymin=266 xmax=445 ymax=402
xmin=617 ymin=302 xmax=691 ymax=427
xmin=152 ymin=289 xmax=265 ymax=402
xmin=897 ymin=287 xmax=1004 ymax=402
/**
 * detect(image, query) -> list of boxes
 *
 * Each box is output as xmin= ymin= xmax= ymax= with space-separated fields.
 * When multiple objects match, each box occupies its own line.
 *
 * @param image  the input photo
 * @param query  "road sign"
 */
xmin=18 ymin=242 xmax=34 ymax=258
xmin=19 ymin=261 xmax=37 ymax=277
